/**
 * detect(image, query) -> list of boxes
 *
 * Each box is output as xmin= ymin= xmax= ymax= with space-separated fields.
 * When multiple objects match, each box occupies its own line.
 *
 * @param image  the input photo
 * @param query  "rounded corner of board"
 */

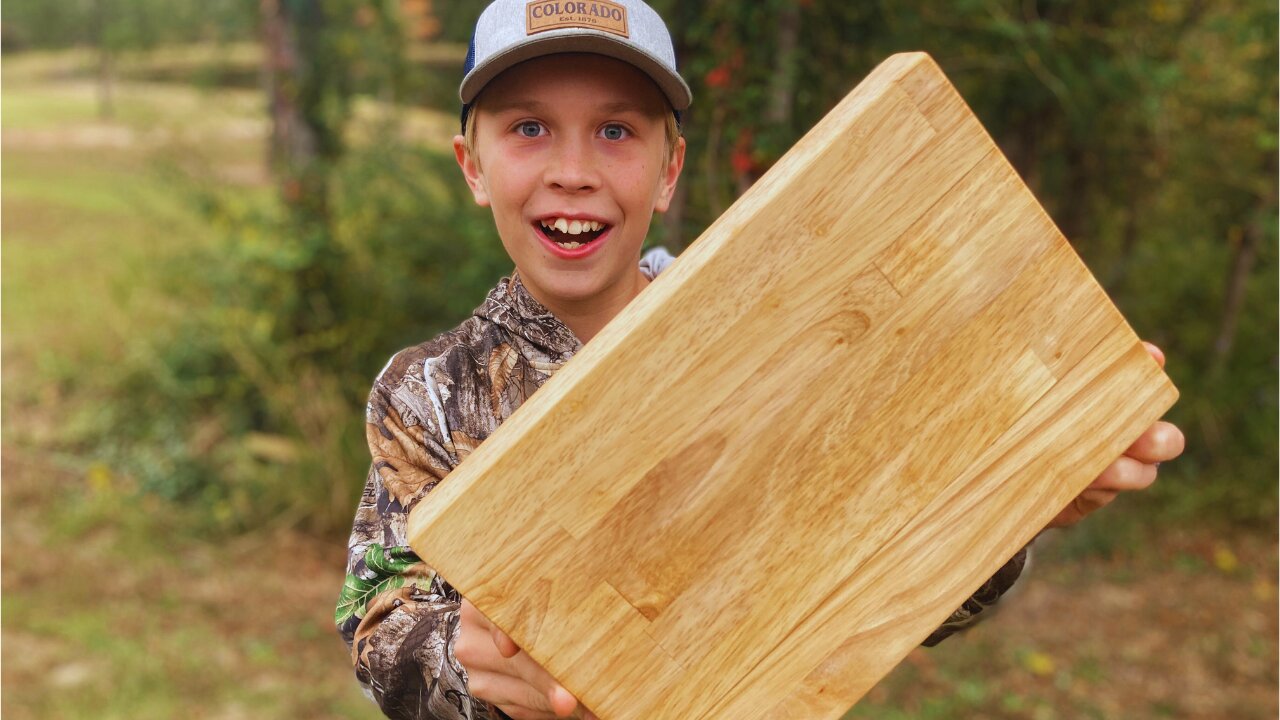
xmin=881 ymin=51 xmax=940 ymax=74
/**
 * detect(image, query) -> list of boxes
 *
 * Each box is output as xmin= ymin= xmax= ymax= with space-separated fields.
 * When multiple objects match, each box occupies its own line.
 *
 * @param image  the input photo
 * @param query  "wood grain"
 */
xmin=407 ymin=52 xmax=1179 ymax=719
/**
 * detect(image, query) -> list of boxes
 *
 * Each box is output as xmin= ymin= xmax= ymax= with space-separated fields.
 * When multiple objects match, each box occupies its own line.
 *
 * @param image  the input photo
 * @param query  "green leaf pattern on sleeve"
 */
xmin=336 ymin=544 xmax=431 ymax=626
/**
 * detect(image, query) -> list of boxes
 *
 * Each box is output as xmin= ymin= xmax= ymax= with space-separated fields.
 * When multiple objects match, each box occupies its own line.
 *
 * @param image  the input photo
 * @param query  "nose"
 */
xmin=544 ymin=135 xmax=601 ymax=193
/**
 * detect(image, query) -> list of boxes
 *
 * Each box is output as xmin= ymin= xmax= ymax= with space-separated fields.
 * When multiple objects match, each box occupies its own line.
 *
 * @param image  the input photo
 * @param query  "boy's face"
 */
xmin=454 ymin=53 xmax=685 ymax=314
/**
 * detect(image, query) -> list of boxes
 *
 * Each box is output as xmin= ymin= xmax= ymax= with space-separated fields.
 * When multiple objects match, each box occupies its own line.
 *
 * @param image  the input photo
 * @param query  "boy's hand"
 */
xmin=456 ymin=598 xmax=598 ymax=720
xmin=1046 ymin=341 xmax=1186 ymax=529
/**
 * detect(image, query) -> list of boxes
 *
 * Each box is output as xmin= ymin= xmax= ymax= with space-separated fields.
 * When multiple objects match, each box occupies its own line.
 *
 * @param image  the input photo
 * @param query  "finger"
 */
xmin=498 ymin=707 xmax=561 ymax=720
xmin=1059 ymin=488 xmax=1117 ymax=525
xmin=1093 ymin=455 xmax=1159 ymax=492
xmin=1124 ymin=421 xmax=1186 ymax=464
xmin=547 ymin=684 xmax=581 ymax=717
xmin=492 ymin=626 xmax=522 ymax=659
xmin=1077 ymin=487 xmax=1118 ymax=513
xmin=467 ymin=671 xmax=557 ymax=717
xmin=502 ymin=647 xmax=570 ymax=699
xmin=458 ymin=637 xmax=580 ymax=719
xmin=1047 ymin=486 xmax=1116 ymax=529
xmin=1142 ymin=341 xmax=1166 ymax=368
xmin=480 ymin=632 xmax=580 ymax=716
xmin=455 ymin=613 xmax=511 ymax=674
xmin=460 ymin=598 xmax=493 ymax=631
xmin=462 ymin=600 xmax=521 ymax=662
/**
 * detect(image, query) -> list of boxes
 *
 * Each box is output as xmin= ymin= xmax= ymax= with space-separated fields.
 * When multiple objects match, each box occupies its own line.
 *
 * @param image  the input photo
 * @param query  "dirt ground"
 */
xmin=853 ymin=526 xmax=1278 ymax=719
xmin=3 ymin=441 xmax=1275 ymax=719
xmin=1 ymin=447 xmax=380 ymax=719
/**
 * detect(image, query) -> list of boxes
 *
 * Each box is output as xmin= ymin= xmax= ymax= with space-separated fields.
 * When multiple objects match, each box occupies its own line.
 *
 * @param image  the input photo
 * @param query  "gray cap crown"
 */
xmin=461 ymin=0 xmax=692 ymax=111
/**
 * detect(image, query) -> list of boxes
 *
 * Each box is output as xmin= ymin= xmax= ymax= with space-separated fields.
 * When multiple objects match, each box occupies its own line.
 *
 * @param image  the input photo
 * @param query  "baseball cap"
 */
xmin=460 ymin=0 xmax=692 ymax=130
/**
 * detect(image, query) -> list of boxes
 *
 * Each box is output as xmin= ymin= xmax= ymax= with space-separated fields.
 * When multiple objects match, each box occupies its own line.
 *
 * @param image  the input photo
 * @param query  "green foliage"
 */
xmin=1 ymin=0 xmax=255 ymax=52
xmin=95 ymin=139 xmax=507 ymax=533
xmin=74 ymin=0 xmax=506 ymax=533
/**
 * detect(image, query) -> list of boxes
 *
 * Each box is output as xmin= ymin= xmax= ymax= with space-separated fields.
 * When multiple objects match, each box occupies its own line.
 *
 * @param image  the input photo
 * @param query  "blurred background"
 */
xmin=1 ymin=0 xmax=1275 ymax=718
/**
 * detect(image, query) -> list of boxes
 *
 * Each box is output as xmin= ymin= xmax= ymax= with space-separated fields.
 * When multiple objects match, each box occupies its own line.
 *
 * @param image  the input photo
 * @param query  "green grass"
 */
xmin=0 ymin=145 xmax=203 ymax=427
xmin=1 ymin=53 xmax=272 ymax=438
xmin=2 ymin=453 xmax=382 ymax=719
xmin=2 ymin=84 xmax=105 ymax=128
xmin=2 ymin=517 xmax=379 ymax=720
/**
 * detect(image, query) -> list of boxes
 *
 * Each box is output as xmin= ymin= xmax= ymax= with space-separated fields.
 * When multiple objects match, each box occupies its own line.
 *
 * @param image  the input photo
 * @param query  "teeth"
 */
xmin=558 ymin=241 xmax=582 ymax=249
xmin=542 ymin=218 xmax=606 ymax=234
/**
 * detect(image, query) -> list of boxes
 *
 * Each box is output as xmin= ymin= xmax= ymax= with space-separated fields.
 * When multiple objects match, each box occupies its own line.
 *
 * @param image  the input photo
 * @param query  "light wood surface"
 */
xmin=407 ymin=52 xmax=1179 ymax=719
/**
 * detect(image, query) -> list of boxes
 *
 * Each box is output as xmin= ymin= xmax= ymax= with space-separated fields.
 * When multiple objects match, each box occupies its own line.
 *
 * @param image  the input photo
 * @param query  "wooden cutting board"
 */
xmin=408 ymin=52 xmax=1179 ymax=719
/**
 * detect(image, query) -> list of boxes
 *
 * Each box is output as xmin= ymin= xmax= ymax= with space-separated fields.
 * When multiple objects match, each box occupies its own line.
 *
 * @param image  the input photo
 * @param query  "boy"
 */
xmin=337 ymin=2 xmax=1186 ymax=718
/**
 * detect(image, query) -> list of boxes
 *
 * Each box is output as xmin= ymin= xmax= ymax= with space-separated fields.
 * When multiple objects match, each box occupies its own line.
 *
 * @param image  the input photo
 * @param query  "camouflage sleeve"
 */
xmin=920 ymin=543 xmax=1031 ymax=647
xmin=335 ymin=379 xmax=502 ymax=720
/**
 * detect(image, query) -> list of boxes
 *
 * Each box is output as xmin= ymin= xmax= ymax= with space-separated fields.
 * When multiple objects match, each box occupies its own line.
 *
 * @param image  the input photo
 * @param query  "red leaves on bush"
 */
xmin=705 ymin=64 xmax=732 ymax=89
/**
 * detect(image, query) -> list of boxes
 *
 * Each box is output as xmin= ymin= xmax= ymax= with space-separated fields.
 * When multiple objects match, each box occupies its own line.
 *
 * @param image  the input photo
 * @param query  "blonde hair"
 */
xmin=463 ymin=106 xmax=681 ymax=170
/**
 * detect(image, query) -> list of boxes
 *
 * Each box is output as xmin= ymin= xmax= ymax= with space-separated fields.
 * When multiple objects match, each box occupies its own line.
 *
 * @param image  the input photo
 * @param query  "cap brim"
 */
xmin=459 ymin=31 xmax=692 ymax=111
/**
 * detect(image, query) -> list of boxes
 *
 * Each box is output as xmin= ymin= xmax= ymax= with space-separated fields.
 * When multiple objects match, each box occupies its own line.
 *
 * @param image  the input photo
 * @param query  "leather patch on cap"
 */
xmin=526 ymin=0 xmax=629 ymax=38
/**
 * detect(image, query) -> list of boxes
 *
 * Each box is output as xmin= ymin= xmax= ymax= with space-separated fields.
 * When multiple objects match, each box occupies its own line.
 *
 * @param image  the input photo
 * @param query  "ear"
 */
xmin=653 ymin=136 xmax=686 ymax=214
xmin=453 ymin=134 xmax=490 ymax=207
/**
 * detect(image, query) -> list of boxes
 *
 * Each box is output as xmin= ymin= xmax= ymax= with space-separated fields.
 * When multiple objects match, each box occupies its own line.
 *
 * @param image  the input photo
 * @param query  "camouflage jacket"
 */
xmin=336 ymin=251 xmax=1030 ymax=719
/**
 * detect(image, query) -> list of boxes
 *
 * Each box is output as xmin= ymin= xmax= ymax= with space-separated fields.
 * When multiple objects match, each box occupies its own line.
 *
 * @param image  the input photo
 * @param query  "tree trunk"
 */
xmin=1056 ymin=141 xmax=1093 ymax=245
xmin=1104 ymin=201 xmax=1142 ymax=295
xmin=1004 ymin=103 xmax=1045 ymax=197
xmin=766 ymin=2 xmax=801 ymax=128
xmin=663 ymin=174 xmax=689 ymax=252
xmin=97 ymin=45 xmax=115 ymax=120
xmin=260 ymin=0 xmax=319 ymax=180
xmin=663 ymin=10 xmax=696 ymax=252
xmin=1208 ymin=218 xmax=1260 ymax=379
xmin=93 ymin=0 xmax=114 ymax=119
xmin=703 ymin=101 xmax=727 ymax=219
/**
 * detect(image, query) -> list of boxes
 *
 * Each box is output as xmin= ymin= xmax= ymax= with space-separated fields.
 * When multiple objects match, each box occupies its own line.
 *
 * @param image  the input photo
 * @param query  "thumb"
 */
xmin=491 ymin=626 xmax=521 ymax=658
xmin=1142 ymin=341 xmax=1166 ymax=368
xmin=547 ymin=684 xmax=580 ymax=717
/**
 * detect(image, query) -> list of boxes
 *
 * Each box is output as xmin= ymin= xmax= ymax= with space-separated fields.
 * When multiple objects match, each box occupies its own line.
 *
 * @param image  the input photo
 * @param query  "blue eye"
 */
xmin=517 ymin=121 xmax=544 ymax=138
xmin=601 ymin=124 xmax=628 ymax=141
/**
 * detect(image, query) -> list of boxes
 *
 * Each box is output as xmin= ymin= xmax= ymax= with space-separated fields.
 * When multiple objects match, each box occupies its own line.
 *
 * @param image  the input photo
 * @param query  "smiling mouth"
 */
xmin=538 ymin=217 xmax=609 ymax=249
